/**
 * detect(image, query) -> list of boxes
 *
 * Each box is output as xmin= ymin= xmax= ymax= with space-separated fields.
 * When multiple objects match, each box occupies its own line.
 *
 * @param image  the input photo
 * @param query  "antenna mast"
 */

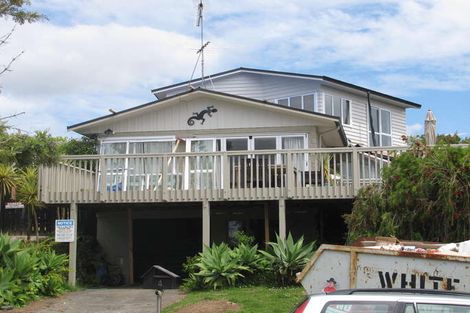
xmin=194 ymin=0 xmax=210 ymax=88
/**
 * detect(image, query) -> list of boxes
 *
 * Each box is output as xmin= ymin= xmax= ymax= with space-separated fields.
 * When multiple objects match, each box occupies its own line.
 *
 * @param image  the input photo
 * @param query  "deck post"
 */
xmin=202 ymin=200 xmax=210 ymax=250
xmin=99 ymin=155 xmax=107 ymax=202
xmin=68 ymin=202 xmax=78 ymax=287
xmin=264 ymin=202 xmax=270 ymax=247
xmin=127 ymin=207 xmax=134 ymax=284
xmin=162 ymin=155 xmax=169 ymax=201
xmin=286 ymin=152 xmax=294 ymax=197
xmin=222 ymin=153 xmax=230 ymax=199
xmin=351 ymin=148 xmax=360 ymax=195
xmin=278 ymin=199 xmax=286 ymax=240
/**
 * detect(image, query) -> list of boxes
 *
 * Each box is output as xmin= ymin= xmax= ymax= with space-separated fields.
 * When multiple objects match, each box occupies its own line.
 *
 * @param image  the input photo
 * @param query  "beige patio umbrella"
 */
xmin=424 ymin=109 xmax=437 ymax=146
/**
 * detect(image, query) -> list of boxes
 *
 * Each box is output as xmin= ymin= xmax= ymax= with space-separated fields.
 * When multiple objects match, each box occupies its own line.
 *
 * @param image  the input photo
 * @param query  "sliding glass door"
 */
xmin=188 ymin=139 xmax=219 ymax=189
xmin=127 ymin=141 xmax=173 ymax=190
xmin=101 ymin=142 xmax=127 ymax=191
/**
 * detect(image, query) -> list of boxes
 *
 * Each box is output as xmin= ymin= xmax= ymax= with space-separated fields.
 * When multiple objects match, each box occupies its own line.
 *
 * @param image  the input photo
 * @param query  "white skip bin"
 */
xmin=297 ymin=244 xmax=470 ymax=294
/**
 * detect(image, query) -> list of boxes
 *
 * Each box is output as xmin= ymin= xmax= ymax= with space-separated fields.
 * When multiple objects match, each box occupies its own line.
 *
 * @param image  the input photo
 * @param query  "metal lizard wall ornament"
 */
xmin=187 ymin=105 xmax=218 ymax=126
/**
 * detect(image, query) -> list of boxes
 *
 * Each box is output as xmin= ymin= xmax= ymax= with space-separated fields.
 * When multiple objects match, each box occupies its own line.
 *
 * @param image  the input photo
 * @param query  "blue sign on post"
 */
xmin=55 ymin=219 xmax=75 ymax=242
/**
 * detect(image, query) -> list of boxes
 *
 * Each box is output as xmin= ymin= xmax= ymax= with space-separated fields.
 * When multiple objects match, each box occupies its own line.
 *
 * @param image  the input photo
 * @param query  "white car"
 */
xmin=291 ymin=289 xmax=470 ymax=313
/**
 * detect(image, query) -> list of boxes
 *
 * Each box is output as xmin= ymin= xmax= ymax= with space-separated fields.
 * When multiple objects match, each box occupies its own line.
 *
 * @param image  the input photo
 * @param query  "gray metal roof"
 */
xmin=151 ymin=67 xmax=422 ymax=109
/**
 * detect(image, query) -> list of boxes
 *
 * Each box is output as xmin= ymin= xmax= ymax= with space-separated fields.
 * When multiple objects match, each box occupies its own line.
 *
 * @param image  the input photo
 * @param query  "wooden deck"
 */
xmin=38 ymin=146 xmax=407 ymax=204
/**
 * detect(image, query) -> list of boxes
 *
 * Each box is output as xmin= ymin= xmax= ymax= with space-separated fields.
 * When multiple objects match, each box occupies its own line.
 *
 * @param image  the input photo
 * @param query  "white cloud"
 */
xmin=0 ymin=22 xmax=218 ymax=135
xmin=407 ymin=123 xmax=423 ymax=135
xmin=1 ymin=23 xmax=207 ymax=96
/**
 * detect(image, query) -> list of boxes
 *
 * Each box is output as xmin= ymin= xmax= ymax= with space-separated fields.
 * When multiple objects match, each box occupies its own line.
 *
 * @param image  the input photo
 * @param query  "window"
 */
xmin=127 ymin=141 xmax=174 ymax=189
xmin=324 ymin=94 xmax=351 ymax=125
xmin=100 ymin=142 xmax=127 ymax=191
xmin=100 ymin=139 xmax=177 ymax=191
xmin=369 ymin=107 xmax=392 ymax=146
xmin=254 ymin=137 xmax=277 ymax=150
xmin=416 ymin=303 xmax=470 ymax=313
xmin=226 ymin=138 xmax=248 ymax=151
xmin=282 ymin=136 xmax=306 ymax=170
xmin=189 ymin=139 xmax=218 ymax=189
xmin=324 ymin=302 xmax=396 ymax=313
xmin=276 ymin=93 xmax=316 ymax=112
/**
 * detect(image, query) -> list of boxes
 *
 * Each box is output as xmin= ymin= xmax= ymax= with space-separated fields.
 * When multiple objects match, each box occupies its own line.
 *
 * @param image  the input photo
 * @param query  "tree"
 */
xmin=16 ymin=167 xmax=43 ymax=240
xmin=0 ymin=0 xmax=45 ymax=24
xmin=1 ymin=0 xmax=46 ymax=79
xmin=59 ymin=136 xmax=99 ymax=155
xmin=0 ymin=163 xmax=17 ymax=209
xmin=2 ymin=130 xmax=62 ymax=168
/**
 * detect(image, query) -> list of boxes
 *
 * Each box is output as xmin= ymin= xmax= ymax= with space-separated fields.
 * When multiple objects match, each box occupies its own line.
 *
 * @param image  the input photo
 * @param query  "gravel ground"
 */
xmin=9 ymin=288 xmax=185 ymax=313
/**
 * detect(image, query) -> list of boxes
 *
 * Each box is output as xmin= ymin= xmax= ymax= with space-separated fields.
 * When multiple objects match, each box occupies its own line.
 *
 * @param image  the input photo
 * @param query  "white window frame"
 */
xmin=368 ymin=106 xmax=392 ymax=147
xmin=99 ymin=134 xmax=309 ymax=191
xmin=323 ymin=93 xmax=351 ymax=125
xmin=340 ymin=98 xmax=351 ymax=125
xmin=99 ymin=136 xmax=177 ymax=191
xmin=185 ymin=138 xmax=219 ymax=190
xmin=275 ymin=92 xmax=317 ymax=112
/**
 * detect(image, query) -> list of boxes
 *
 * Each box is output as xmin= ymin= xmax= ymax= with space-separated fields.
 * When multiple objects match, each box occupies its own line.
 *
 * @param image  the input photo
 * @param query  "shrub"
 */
xmin=260 ymin=233 xmax=315 ymax=286
xmin=181 ymin=255 xmax=204 ymax=291
xmin=195 ymin=243 xmax=249 ymax=290
xmin=0 ymin=234 xmax=68 ymax=308
xmin=345 ymin=144 xmax=470 ymax=243
xmin=231 ymin=230 xmax=255 ymax=247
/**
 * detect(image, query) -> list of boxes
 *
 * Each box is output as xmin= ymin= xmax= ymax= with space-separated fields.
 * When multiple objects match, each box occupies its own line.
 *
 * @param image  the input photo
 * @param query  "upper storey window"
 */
xmin=369 ymin=107 xmax=391 ymax=146
xmin=324 ymin=94 xmax=351 ymax=125
xmin=276 ymin=94 xmax=315 ymax=112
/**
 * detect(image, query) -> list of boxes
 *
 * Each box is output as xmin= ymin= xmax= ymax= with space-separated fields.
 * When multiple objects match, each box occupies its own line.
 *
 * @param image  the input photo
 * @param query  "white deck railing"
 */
xmin=39 ymin=146 xmax=407 ymax=203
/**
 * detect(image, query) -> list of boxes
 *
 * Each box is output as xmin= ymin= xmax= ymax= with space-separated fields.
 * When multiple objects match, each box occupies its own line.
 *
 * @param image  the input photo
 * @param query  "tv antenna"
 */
xmin=190 ymin=0 xmax=210 ymax=88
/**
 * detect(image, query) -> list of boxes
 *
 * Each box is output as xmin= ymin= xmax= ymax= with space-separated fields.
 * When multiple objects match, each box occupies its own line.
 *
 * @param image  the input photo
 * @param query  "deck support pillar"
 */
xmin=127 ymin=207 xmax=134 ymax=285
xmin=202 ymin=200 xmax=210 ymax=250
xmin=278 ymin=199 xmax=286 ymax=240
xmin=264 ymin=202 xmax=270 ymax=247
xmin=68 ymin=202 xmax=78 ymax=287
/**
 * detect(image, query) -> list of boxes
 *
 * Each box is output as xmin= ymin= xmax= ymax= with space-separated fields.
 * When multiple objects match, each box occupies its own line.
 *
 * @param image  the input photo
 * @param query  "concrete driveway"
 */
xmin=11 ymin=288 xmax=185 ymax=313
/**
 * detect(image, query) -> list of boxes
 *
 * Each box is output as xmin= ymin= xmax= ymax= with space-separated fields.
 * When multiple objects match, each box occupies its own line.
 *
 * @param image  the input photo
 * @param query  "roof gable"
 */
xmin=69 ymin=88 xmax=347 ymax=146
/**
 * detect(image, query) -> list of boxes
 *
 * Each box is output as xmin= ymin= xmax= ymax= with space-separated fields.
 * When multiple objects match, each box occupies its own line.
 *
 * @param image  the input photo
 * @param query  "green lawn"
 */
xmin=163 ymin=286 xmax=306 ymax=313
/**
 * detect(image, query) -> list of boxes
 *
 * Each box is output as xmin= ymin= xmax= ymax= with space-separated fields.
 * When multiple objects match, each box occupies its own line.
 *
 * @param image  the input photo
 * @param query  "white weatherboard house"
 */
xmin=39 ymin=68 xmax=421 ymax=284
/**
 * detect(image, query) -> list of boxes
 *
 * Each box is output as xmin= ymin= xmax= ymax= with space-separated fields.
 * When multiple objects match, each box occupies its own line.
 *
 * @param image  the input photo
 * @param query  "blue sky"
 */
xmin=0 ymin=0 xmax=469 ymax=138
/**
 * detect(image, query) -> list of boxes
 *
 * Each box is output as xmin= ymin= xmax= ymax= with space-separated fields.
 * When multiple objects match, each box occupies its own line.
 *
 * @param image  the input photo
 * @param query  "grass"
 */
xmin=163 ymin=285 xmax=306 ymax=313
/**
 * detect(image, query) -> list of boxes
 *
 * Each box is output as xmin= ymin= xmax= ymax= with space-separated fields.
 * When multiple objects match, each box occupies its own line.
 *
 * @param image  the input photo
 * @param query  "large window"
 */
xmin=369 ymin=107 xmax=391 ymax=146
xmin=100 ymin=139 xmax=176 ymax=191
xmin=276 ymin=94 xmax=316 ymax=112
xmin=324 ymin=94 xmax=351 ymax=125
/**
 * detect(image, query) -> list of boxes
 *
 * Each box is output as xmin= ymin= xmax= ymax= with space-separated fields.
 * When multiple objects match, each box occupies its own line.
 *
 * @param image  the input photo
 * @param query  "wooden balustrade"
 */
xmin=39 ymin=146 xmax=408 ymax=204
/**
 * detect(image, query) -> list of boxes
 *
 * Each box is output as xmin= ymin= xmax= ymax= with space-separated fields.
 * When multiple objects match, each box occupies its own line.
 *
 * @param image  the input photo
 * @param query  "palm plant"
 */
xmin=16 ymin=167 xmax=43 ymax=241
xmin=260 ymin=233 xmax=315 ymax=286
xmin=0 ymin=164 xmax=17 ymax=221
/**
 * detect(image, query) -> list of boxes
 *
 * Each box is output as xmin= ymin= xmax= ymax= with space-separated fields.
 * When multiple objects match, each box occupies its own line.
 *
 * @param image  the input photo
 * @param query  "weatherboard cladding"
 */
xmin=321 ymin=85 xmax=407 ymax=147
xmin=165 ymin=72 xmax=322 ymax=102
xmin=160 ymin=72 xmax=409 ymax=147
xmin=72 ymin=91 xmax=342 ymax=146
xmin=153 ymin=67 xmax=421 ymax=109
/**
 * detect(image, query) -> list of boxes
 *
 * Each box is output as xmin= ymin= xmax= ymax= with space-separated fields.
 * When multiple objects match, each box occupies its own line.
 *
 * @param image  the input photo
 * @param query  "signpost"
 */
xmin=55 ymin=203 xmax=78 ymax=286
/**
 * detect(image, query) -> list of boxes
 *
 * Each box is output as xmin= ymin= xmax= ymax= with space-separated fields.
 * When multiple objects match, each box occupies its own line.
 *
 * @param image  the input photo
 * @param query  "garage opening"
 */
xmin=133 ymin=218 xmax=201 ymax=279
